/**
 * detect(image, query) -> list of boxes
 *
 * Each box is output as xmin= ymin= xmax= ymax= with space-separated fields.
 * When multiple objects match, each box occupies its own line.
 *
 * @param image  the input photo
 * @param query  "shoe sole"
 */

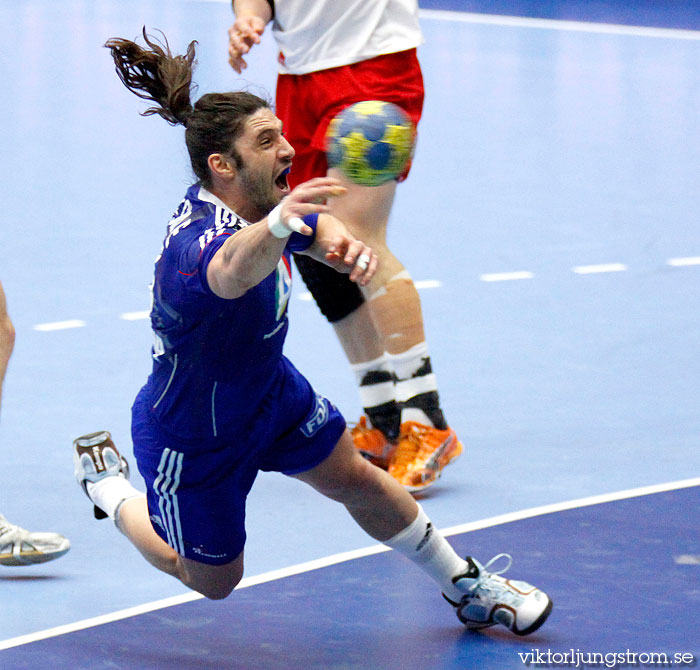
xmin=514 ymin=597 xmax=553 ymax=636
xmin=401 ymin=436 xmax=464 ymax=493
xmin=424 ymin=435 xmax=463 ymax=471
xmin=73 ymin=431 xmax=129 ymax=520
xmin=0 ymin=543 xmax=71 ymax=566
xmin=459 ymin=596 xmax=553 ymax=636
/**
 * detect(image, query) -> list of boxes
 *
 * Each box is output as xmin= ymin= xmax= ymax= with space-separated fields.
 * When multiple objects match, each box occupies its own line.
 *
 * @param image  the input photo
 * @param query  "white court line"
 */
xmin=479 ymin=271 xmax=534 ymax=282
xmin=414 ymin=279 xmax=443 ymax=289
xmin=668 ymin=256 xmax=700 ymax=267
xmin=3 ymin=476 xmax=697 ymax=651
xmin=572 ymin=263 xmax=628 ymax=275
xmin=120 ymin=310 xmax=150 ymax=321
xmin=419 ymin=9 xmax=700 ymax=41
xmin=189 ymin=0 xmax=700 ymax=39
xmin=32 ymin=320 xmax=86 ymax=332
xmin=32 ymin=256 xmax=699 ymax=326
xmin=441 ymin=476 xmax=700 ymax=537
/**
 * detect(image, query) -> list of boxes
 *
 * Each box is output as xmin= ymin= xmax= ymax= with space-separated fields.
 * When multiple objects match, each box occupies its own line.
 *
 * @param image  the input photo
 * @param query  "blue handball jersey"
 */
xmin=141 ymin=184 xmax=316 ymax=439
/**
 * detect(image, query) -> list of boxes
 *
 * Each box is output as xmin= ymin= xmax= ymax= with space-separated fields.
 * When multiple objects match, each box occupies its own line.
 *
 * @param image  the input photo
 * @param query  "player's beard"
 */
xmin=237 ymin=161 xmax=279 ymax=221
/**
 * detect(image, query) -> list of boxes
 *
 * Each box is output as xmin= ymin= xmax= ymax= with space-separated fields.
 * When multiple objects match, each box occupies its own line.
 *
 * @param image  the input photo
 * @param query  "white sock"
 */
xmin=86 ymin=476 xmax=144 ymax=523
xmin=383 ymin=504 xmax=469 ymax=603
xmin=388 ymin=343 xmax=441 ymax=426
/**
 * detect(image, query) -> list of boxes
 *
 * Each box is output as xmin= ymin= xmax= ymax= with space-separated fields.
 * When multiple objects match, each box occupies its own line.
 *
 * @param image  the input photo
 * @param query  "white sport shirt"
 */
xmin=270 ymin=0 xmax=423 ymax=75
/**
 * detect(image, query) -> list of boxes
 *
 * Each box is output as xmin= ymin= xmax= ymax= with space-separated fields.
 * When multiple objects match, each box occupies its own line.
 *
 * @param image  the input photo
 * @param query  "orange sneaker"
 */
xmin=350 ymin=416 xmax=396 ymax=470
xmin=388 ymin=422 xmax=463 ymax=492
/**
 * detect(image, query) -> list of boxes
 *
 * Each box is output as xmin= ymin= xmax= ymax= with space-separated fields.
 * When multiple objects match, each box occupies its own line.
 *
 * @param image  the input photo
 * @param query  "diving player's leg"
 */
xmin=117 ymin=496 xmax=244 ymax=600
xmin=292 ymin=433 xmax=552 ymax=636
xmin=73 ymin=424 xmax=246 ymax=600
xmin=293 ymin=429 xmax=417 ymax=540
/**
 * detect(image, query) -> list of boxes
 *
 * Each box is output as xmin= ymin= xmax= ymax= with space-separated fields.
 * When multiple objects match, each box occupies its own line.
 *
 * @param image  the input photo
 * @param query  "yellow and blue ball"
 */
xmin=325 ymin=101 xmax=415 ymax=187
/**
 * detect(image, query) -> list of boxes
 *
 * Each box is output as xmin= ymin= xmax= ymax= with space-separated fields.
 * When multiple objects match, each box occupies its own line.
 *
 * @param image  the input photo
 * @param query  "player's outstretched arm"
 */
xmin=228 ymin=0 xmax=272 ymax=73
xmin=300 ymin=214 xmax=379 ymax=287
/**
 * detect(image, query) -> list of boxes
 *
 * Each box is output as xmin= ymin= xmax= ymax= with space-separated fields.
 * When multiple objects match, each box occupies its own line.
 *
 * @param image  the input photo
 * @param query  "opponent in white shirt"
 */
xmin=228 ymin=0 xmax=463 ymax=494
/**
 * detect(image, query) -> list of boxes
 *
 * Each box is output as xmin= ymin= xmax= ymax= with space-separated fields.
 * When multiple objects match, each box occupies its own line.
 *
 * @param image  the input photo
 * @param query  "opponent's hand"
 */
xmin=325 ymin=239 xmax=378 ymax=286
xmin=312 ymin=215 xmax=378 ymax=286
xmin=279 ymin=177 xmax=347 ymax=235
xmin=228 ymin=16 xmax=266 ymax=73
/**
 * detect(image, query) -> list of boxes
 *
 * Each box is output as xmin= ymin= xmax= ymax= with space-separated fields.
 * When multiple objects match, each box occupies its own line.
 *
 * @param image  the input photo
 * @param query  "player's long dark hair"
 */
xmin=105 ymin=28 xmax=269 ymax=187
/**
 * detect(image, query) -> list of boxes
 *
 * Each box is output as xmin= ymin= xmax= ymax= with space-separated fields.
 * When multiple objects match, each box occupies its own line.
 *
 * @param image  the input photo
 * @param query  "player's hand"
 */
xmin=228 ymin=16 xmax=266 ymax=73
xmin=279 ymin=178 xmax=347 ymax=235
xmin=312 ymin=215 xmax=378 ymax=286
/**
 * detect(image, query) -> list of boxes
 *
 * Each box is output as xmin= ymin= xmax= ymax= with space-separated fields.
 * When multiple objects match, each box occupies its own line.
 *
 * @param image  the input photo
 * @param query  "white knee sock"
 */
xmin=86 ymin=476 xmax=144 ymax=523
xmin=383 ymin=504 xmax=469 ymax=603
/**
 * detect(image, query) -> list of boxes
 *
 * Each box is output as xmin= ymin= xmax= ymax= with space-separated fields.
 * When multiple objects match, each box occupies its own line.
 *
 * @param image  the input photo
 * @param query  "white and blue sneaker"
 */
xmin=446 ymin=554 xmax=552 ymax=636
xmin=73 ymin=430 xmax=130 ymax=520
xmin=0 ymin=514 xmax=70 ymax=566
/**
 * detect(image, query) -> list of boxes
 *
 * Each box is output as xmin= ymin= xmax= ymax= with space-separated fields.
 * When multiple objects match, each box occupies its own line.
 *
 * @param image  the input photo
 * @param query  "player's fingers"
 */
xmin=240 ymin=27 xmax=262 ymax=45
xmin=345 ymin=244 xmax=376 ymax=283
xmin=228 ymin=55 xmax=246 ymax=73
xmin=342 ymin=239 xmax=366 ymax=264
xmin=285 ymin=217 xmax=314 ymax=236
xmin=351 ymin=249 xmax=378 ymax=284
xmin=295 ymin=182 xmax=346 ymax=202
xmin=282 ymin=202 xmax=331 ymax=219
xmin=228 ymin=27 xmax=255 ymax=54
xmin=296 ymin=176 xmax=346 ymax=191
xmin=359 ymin=253 xmax=379 ymax=285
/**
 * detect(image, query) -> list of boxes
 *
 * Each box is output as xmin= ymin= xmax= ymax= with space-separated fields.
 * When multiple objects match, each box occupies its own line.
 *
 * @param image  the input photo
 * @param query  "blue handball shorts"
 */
xmin=130 ymin=357 xmax=346 ymax=566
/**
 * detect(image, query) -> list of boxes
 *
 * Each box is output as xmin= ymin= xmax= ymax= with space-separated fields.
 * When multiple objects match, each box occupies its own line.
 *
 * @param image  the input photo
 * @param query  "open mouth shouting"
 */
xmin=274 ymin=166 xmax=291 ymax=195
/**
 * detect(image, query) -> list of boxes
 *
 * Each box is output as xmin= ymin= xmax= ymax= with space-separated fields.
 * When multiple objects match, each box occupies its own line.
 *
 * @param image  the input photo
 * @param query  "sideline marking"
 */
xmin=120 ymin=311 xmax=150 ymax=321
xmin=419 ymin=9 xmax=700 ymax=41
xmin=31 ymin=255 xmax=699 ymax=327
xmin=2 ymin=477 xmax=697 ymax=651
xmin=33 ymin=320 xmax=85 ymax=332
xmin=572 ymin=263 xmax=627 ymax=274
xmin=480 ymin=271 xmax=534 ymax=282
xmin=668 ymin=256 xmax=700 ymax=267
xmin=192 ymin=0 xmax=700 ymax=39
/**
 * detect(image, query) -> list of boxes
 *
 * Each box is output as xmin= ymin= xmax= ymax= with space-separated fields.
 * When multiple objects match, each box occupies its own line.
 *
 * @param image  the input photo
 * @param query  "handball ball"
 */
xmin=325 ymin=101 xmax=415 ymax=187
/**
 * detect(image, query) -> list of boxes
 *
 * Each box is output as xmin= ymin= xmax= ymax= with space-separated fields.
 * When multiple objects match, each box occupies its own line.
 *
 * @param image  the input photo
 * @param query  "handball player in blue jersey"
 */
xmin=73 ymin=31 xmax=551 ymax=635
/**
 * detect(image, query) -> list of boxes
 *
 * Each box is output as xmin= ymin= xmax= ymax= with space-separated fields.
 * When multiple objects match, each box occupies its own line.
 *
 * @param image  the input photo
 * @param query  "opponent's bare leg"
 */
xmin=0 ymin=281 xmax=16 ymax=411
xmin=327 ymin=171 xmax=445 ymax=425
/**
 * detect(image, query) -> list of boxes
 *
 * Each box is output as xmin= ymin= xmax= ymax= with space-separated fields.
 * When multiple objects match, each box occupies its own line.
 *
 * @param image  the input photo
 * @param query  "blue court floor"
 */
xmin=0 ymin=0 xmax=698 ymax=668
xmin=2 ymin=483 xmax=699 ymax=668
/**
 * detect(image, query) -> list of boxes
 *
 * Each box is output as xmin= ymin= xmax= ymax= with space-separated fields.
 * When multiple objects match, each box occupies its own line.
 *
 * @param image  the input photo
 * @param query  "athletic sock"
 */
xmin=388 ymin=342 xmax=448 ymax=429
xmin=352 ymin=354 xmax=401 ymax=440
xmin=383 ymin=504 xmax=469 ymax=603
xmin=86 ymin=476 xmax=144 ymax=523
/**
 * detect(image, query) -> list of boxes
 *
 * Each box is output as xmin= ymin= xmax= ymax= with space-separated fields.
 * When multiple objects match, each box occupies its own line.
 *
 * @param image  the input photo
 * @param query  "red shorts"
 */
xmin=275 ymin=49 xmax=425 ymax=189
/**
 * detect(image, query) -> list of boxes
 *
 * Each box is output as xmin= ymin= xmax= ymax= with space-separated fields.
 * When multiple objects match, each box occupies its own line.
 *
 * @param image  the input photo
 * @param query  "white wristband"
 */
xmin=267 ymin=204 xmax=292 ymax=238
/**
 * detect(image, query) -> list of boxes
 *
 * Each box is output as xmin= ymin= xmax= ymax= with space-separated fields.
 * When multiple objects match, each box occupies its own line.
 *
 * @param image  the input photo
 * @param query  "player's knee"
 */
xmin=181 ymin=558 xmax=243 ymax=600
xmin=198 ymin=581 xmax=237 ymax=601
xmin=293 ymin=254 xmax=364 ymax=323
